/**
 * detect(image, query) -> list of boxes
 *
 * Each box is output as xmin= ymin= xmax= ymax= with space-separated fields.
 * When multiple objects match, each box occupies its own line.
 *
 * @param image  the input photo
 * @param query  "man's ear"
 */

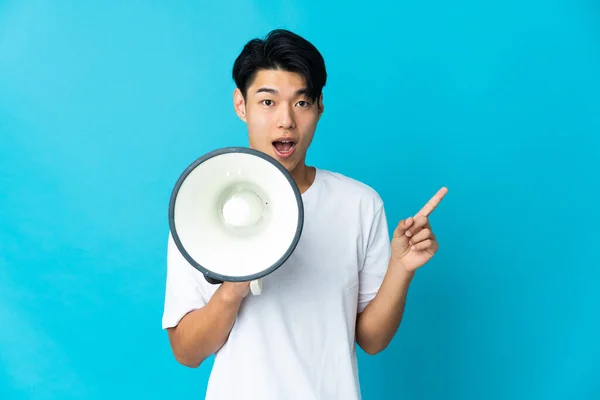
xmin=317 ymin=93 xmax=324 ymax=120
xmin=233 ymin=88 xmax=247 ymax=122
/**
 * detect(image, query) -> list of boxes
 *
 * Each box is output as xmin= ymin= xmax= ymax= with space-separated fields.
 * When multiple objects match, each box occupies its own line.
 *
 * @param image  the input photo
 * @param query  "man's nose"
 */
xmin=277 ymin=104 xmax=295 ymax=130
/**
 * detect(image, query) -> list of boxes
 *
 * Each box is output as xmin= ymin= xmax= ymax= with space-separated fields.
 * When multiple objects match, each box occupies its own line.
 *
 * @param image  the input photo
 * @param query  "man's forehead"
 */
xmin=249 ymin=69 xmax=307 ymax=95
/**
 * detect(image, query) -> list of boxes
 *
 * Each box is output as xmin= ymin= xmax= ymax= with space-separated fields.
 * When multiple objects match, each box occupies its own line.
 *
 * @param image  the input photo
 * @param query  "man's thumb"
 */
xmin=393 ymin=217 xmax=413 ymax=239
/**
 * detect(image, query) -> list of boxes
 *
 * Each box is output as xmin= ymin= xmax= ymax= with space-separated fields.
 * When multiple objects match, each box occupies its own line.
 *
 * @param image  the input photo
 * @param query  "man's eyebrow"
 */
xmin=256 ymin=87 xmax=278 ymax=94
xmin=254 ymin=87 xmax=309 ymax=96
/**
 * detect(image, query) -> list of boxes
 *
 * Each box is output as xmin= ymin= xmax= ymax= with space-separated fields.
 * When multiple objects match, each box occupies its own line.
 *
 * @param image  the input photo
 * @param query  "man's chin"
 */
xmin=275 ymin=157 xmax=296 ymax=171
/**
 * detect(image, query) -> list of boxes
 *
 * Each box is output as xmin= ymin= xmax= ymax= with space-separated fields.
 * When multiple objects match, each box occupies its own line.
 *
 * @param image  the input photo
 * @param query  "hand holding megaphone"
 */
xmin=205 ymin=273 xmax=263 ymax=296
xmin=221 ymin=281 xmax=252 ymax=300
xmin=168 ymin=147 xmax=304 ymax=296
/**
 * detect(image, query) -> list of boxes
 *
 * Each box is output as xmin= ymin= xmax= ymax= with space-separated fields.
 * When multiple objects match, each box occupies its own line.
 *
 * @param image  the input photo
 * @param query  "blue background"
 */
xmin=1 ymin=0 xmax=599 ymax=399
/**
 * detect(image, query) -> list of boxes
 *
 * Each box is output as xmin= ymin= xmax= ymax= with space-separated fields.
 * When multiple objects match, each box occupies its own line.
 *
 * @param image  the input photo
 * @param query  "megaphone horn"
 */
xmin=168 ymin=147 xmax=304 ymax=295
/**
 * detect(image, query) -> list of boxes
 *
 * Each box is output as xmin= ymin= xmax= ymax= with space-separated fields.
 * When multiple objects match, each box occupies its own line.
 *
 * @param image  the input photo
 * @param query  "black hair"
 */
xmin=232 ymin=29 xmax=327 ymax=105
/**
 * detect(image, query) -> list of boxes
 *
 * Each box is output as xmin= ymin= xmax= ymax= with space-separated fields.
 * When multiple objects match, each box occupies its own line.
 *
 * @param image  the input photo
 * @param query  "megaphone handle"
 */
xmin=204 ymin=275 xmax=223 ymax=285
xmin=250 ymin=279 xmax=262 ymax=295
xmin=203 ymin=275 xmax=262 ymax=295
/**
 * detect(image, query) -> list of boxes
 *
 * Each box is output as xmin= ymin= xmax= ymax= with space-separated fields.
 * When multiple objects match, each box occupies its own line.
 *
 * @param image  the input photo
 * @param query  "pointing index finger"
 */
xmin=416 ymin=187 xmax=448 ymax=217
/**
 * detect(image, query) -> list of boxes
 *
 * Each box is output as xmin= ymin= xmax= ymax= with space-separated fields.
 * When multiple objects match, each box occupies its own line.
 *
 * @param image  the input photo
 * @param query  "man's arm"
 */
xmin=356 ymin=187 xmax=447 ymax=355
xmin=356 ymin=263 xmax=414 ymax=355
xmin=167 ymin=282 xmax=249 ymax=368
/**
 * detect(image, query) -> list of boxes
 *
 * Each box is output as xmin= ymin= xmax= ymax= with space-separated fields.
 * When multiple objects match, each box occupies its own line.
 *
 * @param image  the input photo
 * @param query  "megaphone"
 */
xmin=168 ymin=147 xmax=304 ymax=295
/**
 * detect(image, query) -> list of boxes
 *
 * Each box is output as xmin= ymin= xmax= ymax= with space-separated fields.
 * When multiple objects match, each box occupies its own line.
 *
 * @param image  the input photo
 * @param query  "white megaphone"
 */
xmin=168 ymin=147 xmax=304 ymax=295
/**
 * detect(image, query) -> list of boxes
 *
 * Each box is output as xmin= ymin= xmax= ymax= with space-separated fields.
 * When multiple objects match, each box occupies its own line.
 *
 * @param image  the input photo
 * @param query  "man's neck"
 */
xmin=290 ymin=162 xmax=316 ymax=194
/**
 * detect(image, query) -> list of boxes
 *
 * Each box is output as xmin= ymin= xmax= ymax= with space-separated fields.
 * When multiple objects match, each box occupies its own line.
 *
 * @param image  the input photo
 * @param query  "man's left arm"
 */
xmin=356 ymin=256 xmax=415 ymax=355
xmin=356 ymin=187 xmax=448 ymax=355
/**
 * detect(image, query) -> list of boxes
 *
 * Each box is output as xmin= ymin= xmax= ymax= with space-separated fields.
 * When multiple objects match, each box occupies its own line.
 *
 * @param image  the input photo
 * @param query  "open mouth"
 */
xmin=272 ymin=140 xmax=296 ymax=158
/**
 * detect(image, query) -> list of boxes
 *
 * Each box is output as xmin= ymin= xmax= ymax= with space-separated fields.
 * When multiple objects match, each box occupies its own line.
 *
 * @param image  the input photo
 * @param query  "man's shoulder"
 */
xmin=316 ymin=168 xmax=384 ymax=209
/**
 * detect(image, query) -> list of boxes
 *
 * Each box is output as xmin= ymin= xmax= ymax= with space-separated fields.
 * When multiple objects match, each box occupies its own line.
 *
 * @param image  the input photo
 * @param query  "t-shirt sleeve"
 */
xmin=358 ymin=201 xmax=392 ymax=313
xmin=161 ymin=232 xmax=212 ymax=329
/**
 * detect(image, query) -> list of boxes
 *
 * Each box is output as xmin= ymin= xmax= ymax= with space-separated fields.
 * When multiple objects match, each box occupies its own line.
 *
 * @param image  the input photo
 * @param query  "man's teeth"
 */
xmin=274 ymin=140 xmax=295 ymax=154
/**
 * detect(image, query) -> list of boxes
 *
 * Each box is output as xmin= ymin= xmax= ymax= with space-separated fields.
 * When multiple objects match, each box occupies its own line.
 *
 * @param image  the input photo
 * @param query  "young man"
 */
xmin=162 ymin=29 xmax=447 ymax=399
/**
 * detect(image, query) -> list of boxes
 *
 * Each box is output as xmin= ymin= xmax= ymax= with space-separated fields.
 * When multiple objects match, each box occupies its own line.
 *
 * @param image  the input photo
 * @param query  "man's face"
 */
xmin=233 ymin=69 xmax=323 ymax=172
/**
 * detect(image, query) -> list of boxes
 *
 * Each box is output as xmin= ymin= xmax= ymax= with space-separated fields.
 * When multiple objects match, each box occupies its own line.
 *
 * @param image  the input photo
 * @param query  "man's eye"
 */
xmin=262 ymin=100 xmax=274 ymax=106
xmin=297 ymin=101 xmax=310 ymax=107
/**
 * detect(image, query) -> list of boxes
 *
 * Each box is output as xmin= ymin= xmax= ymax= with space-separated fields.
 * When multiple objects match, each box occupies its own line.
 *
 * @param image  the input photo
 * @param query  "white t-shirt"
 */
xmin=162 ymin=168 xmax=392 ymax=400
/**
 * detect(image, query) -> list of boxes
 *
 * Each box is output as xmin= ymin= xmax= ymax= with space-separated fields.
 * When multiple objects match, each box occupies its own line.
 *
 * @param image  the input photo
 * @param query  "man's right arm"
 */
xmin=166 ymin=281 xmax=249 ymax=368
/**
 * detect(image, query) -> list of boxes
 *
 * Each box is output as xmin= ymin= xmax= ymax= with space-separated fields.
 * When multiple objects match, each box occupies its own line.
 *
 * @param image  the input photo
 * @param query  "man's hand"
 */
xmin=391 ymin=187 xmax=448 ymax=272
xmin=220 ymin=281 xmax=251 ymax=302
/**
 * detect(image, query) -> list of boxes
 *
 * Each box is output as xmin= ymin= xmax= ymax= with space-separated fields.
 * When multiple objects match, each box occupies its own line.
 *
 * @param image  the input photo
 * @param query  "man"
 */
xmin=162 ymin=29 xmax=447 ymax=399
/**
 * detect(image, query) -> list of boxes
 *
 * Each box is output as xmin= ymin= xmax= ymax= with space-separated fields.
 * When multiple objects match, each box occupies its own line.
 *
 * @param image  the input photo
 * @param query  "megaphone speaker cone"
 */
xmin=221 ymin=189 xmax=265 ymax=228
xmin=168 ymin=147 xmax=304 ymax=295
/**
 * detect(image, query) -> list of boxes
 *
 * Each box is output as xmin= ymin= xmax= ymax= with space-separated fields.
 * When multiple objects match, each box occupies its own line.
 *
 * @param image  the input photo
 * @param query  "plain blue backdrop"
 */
xmin=1 ymin=0 xmax=599 ymax=399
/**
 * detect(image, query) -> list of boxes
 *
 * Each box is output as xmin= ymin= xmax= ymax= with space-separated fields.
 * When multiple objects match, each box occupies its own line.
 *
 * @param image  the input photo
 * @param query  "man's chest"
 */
xmin=259 ymin=206 xmax=366 ymax=300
